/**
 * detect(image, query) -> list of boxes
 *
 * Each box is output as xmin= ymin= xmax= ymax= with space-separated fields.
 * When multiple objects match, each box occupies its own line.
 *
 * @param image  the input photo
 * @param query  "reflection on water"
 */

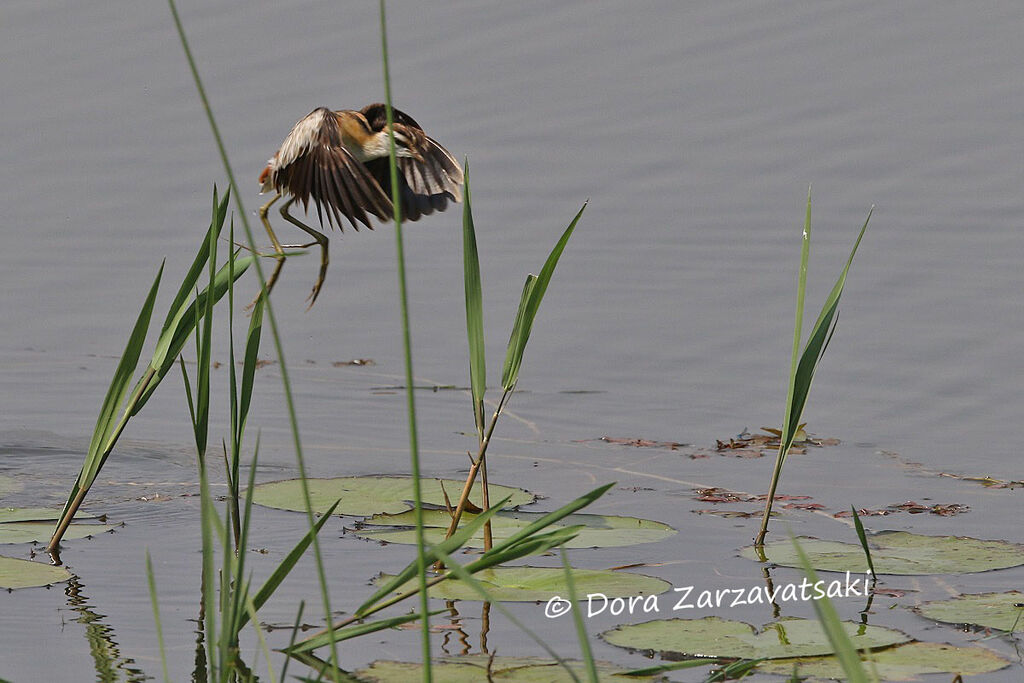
xmin=64 ymin=578 xmax=148 ymax=683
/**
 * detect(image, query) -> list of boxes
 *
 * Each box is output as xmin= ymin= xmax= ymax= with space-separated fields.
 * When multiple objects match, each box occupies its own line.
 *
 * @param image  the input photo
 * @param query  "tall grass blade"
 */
xmin=501 ymin=275 xmax=537 ymax=392
xmin=237 ymin=296 xmax=264 ymax=447
xmin=379 ymin=1 xmax=431 ymax=678
xmin=47 ymin=263 xmax=163 ymax=552
xmin=191 ymin=196 xmax=219 ymax=461
xmin=782 ymin=187 xmax=813 ymax=452
xmin=85 ymin=263 xmax=163 ymax=482
xmin=561 ymin=548 xmax=598 ymax=683
xmin=151 ymin=188 xmax=230 ymax=375
xmin=462 ymin=162 xmax=487 ymax=437
xmin=501 ymin=203 xmax=586 ymax=390
xmin=755 ymin=198 xmax=871 ymax=545
xmin=168 ymin=1 xmax=346 ymax=674
xmin=792 ymin=535 xmax=873 ymax=682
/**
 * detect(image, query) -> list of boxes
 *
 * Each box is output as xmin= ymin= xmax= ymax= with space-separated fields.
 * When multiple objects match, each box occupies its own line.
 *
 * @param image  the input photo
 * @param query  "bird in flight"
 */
xmin=257 ymin=104 xmax=463 ymax=306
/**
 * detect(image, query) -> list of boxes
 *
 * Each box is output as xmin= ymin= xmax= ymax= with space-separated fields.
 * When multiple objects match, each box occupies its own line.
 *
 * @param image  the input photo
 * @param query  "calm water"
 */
xmin=2 ymin=1 xmax=1022 ymax=680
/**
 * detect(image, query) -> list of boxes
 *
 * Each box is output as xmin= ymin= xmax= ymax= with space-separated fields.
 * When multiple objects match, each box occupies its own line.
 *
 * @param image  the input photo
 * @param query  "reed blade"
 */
xmin=501 ymin=203 xmax=585 ymax=390
xmin=461 ymin=162 xmax=487 ymax=437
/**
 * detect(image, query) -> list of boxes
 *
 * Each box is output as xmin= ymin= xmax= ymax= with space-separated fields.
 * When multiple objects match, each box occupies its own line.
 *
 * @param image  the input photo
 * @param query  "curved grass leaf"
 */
xmin=135 ymin=251 xmax=253 ymax=412
xmin=52 ymin=262 xmax=163 ymax=536
xmin=48 ymin=187 xmax=250 ymax=553
xmin=783 ymin=204 xmax=871 ymax=459
xmin=850 ymin=507 xmax=876 ymax=578
xmin=237 ymin=499 xmax=341 ymax=631
xmin=355 ymin=495 xmax=512 ymax=617
xmin=461 ymin=163 xmax=486 ymax=437
xmin=501 ymin=203 xmax=586 ymax=390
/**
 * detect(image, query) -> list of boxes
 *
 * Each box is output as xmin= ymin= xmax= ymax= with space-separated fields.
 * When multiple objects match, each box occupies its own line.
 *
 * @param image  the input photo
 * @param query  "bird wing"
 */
xmin=362 ymin=133 xmax=464 ymax=222
xmin=266 ymin=107 xmax=394 ymax=230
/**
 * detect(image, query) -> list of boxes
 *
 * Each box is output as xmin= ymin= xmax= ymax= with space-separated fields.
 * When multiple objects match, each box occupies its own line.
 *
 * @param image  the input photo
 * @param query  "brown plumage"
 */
xmin=256 ymin=104 xmax=463 ymax=306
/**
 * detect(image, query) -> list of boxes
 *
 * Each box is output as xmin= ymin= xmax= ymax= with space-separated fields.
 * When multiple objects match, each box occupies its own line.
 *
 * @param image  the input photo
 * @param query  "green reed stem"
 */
xmin=378 ymin=0 xmax=432 ymax=676
xmin=167 ymin=0 xmax=340 ymax=675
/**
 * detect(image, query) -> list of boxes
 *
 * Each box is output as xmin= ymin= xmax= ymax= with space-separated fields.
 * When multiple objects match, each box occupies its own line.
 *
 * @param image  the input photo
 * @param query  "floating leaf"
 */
xmin=356 ymin=509 xmax=675 ymax=549
xmin=917 ymin=591 xmax=1024 ymax=632
xmin=0 ymin=508 xmax=95 ymax=523
xmin=756 ymin=641 xmax=1011 ymax=678
xmin=0 ymin=522 xmax=112 ymax=545
xmin=1 ymin=508 xmax=111 ymax=544
xmin=601 ymin=616 xmax=908 ymax=660
xmin=249 ymin=476 xmax=534 ymax=518
xmin=743 ymin=531 xmax=1024 ymax=575
xmin=0 ymin=555 xmax=73 ymax=589
xmin=375 ymin=566 xmax=671 ymax=602
xmin=356 ymin=654 xmax=652 ymax=682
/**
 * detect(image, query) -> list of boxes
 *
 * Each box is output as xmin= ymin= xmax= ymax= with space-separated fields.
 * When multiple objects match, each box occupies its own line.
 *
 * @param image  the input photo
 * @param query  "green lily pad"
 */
xmin=0 ymin=555 xmax=73 ymax=589
xmin=757 ymin=641 xmax=1010 ymax=679
xmin=916 ymin=591 xmax=1024 ymax=632
xmin=1 ymin=508 xmax=112 ymax=544
xmin=741 ymin=531 xmax=1024 ymax=575
xmin=601 ymin=616 xmax=909 ymax=660
xmin=376 ymin=566 xmax=672 ymax=602
xmin=0 ymin=522 xmax=111 ymax=545
xmin=248 ymin=476 xmax=534 ymax=518
xmin=0 ymin=507 xmax=96 ymax=523
xmin=356 ymin=654 xmax=654 ymax=682
xmin=355 ymin=509 xmax=676 ymax=548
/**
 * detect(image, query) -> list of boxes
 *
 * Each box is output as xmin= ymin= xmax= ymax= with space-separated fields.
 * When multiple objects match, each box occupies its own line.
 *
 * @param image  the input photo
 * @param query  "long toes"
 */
xmin=305 ymin=281 xmax=324 ymax=310
xmin=245 ymin=291 xmax=266 ymax=312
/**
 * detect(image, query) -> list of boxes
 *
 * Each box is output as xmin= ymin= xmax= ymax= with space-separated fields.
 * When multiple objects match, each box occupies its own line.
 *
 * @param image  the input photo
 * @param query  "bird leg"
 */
xmin=279 ymin=197 xmax=330 ymax=308
xmin=248 ymin=191 xmax=286 ymax=309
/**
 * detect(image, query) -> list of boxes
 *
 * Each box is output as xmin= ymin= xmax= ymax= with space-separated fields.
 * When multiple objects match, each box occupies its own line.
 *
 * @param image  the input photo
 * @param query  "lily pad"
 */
xmin=756 ymin=641 xmax=1010 ymax=679
xmin=356 ymin=654 xmax=654 ymax=682
xmin=1 ymin=508 xmax=112 ymax=544
xmin=248 ymin=476 xmax=534 ymax=518
xmin=601 ymin=616 xmax=909 ymax=660
xmin=0 ymin=522 xmax=111 ymax=545
xmin=916 ymin=591 xmax=1024 ymax=632
xmin=0 ymin=507 xmax=96 ymax=523
xmin=375 ymin=566 xmax=672 ymax=602
xmin=0 ymin=555 xmax=73 ymax=589
xmin=742 ymin=531 xmax=1024 ymax=575
xmin=355 ymin=509 xmax=676 ymax=548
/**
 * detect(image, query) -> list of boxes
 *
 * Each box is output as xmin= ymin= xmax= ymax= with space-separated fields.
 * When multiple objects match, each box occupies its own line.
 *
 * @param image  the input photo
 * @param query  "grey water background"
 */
xmin=2 ymin=1 xmax=1022 ymax=680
